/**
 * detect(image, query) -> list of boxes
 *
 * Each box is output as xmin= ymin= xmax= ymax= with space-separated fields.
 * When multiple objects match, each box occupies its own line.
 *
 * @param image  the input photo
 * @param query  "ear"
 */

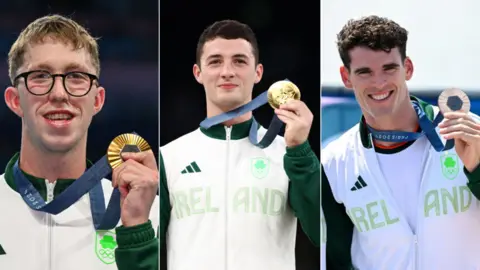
xmin=193 ymin=64 xmax=202 ymax=84
xmin=4 ymin=86 xmax=23 ymax=117
xmin=340 ymin=66 xmax=353 ymax=89
xmin=92 ymin=86 xmax=106 ymax=115
xmin=404 ymin=57 xmax=414 ymax=81
xmin=254 ymin=63 xmax=263 ymax=84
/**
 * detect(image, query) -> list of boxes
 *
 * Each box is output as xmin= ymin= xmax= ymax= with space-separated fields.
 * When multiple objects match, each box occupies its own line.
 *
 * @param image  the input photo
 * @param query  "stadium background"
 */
xmin=0 ymin=2 xmax=158 ymax=169
xmin=160 ymin=0 xmax=320 ymax=269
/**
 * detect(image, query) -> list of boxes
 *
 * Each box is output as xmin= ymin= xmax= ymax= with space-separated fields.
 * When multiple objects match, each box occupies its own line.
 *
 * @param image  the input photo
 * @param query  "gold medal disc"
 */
xmin=437 ymin=88 xmax=471 ymax=114
xmin=267 ymin=80 xmax=301 ymax=109
xmin=107 ymin=133 xmax=151 ymax=169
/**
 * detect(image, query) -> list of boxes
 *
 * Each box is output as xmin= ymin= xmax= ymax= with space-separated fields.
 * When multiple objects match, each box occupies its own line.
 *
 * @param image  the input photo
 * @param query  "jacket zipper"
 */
xmin=413 ymin=234 xmax=418 ymax=270
xmin=224 ymin=126 xmax=232 ymax=270
xmin=46 ymin=180 xmax=56 ymax=270
xmin=414 ymin=147 xmax=432 ymax=270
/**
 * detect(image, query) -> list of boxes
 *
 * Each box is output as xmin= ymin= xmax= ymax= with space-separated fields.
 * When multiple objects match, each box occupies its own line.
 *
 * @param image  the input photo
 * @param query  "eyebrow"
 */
xmin=30 ymin=63 xmax=90 ymax=73
xmin=353 ymin=62 xmax=400 ymax=75
xmin=205 ymin=53 xmax=250 ymax=61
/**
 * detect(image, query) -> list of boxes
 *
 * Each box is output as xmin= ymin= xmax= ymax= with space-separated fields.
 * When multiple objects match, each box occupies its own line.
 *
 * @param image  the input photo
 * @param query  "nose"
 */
xmin=370 ymin=74 xmax=388 ymax=90
xmin=220 ymin=62 xmax=235 ymax=79
xmin=48 ymin=76 xmax=69 ymax=101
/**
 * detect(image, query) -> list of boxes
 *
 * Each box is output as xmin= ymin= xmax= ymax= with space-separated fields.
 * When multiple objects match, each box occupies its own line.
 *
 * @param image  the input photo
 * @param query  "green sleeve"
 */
xmin=321 ymin=165 xmax=354 ymax=270
xmin=113 ymin=152 xmax=171 ymax=270
xmin=114 ymin=220 xmax=158 ymax=270
xmin=465 ymin=165 xmax=480 ymax=200
xmin=285 ymin=140 xmax=320 ymax=247
xmin=159 ymin=152 xmax=171 ymax=262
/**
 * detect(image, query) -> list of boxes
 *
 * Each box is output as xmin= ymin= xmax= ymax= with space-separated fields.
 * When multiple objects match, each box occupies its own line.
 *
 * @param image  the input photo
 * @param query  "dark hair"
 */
xmin=336 ymin=15 xmax=408 ymax=70
xmin=196 ymin=20 xmax=259 ymax=65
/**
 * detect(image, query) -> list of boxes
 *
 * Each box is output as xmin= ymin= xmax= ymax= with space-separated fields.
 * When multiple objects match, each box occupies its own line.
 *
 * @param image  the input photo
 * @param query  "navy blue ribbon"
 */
xmin=200 ymin=81 xmax=289 ymax=148
xmin=11 ymin=135 xmax=139 ymax=231
xmin=367 ymin=101 xmax=454 ymax=152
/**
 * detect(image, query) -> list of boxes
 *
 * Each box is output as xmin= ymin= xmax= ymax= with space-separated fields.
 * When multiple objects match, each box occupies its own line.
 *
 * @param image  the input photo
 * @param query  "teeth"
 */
xmin=45 ymin=113 xmax=73 ymax=120
xmin=371 ymin=92 xmax=390 ymax=101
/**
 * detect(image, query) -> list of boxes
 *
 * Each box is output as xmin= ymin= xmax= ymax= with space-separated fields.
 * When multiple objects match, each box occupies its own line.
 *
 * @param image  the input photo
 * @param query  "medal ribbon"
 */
xmin=200 ymin=80 xmax=291 ymax=148
xmin=367 ymin=101 xmax=454 ymax=152
xmin=12 ymin=133 xmax=144 ymax=230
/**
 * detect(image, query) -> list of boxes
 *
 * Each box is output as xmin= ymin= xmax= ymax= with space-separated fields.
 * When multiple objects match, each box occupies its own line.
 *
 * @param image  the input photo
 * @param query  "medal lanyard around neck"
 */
xmin=367 ymin=101 xmax=454 ymax=152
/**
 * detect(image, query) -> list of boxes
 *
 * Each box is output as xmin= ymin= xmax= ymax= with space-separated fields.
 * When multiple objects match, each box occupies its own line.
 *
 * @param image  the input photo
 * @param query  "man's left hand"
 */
xmin=439 ymin=111 xmax=480 ymax=172
xmin=275 ymin=100 xmax=313 ymax=148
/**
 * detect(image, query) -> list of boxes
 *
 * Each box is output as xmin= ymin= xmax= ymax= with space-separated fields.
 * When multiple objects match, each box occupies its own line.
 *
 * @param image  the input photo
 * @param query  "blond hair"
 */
xmin=8 ymin=14 xmax=100 ymax=84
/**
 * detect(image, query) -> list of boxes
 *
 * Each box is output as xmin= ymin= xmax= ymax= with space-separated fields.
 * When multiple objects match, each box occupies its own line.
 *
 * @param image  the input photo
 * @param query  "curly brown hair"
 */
xmin=336 ymin=15 xmax=408 ymax=70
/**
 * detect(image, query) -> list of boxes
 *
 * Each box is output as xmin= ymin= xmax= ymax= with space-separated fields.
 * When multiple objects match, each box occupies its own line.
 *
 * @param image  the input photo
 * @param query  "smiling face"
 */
xmin=340 ymin=46 xmax=413 ymax=119
xmin=336 ymin=15 xmax=414 ymax=123
xmin=193 ymin=38 xmax=263 ymax=113
xmin=5 ymin=38 xmax=105 ymax=153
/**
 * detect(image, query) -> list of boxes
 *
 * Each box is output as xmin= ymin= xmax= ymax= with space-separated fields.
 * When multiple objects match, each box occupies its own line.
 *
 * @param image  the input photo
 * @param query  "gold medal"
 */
xmin=437 ymin=88 xmax=471 ymax=114
xmin=267 ymin=80 xmax=301 ymax=109
xmin=107 ymin=133 xmax=151 ymax=169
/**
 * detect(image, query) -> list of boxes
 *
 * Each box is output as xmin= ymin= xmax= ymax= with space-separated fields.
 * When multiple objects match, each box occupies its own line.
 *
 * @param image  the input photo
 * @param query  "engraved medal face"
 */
xmin=267 ymin=80 xmax=301 ymax=109
xmin=107 ymin=134 xmax=151 ymax=169
xmin=438 ymin=88 xmax=471 ymax=114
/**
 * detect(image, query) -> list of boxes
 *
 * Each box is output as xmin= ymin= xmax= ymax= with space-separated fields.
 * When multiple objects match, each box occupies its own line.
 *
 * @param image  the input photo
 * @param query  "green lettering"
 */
xmin=366 ymin=201 xmax=385 ymax=230
xmin=459 ymin=185 xmax=472 ymax=212
xmin=268 ymin=189 xmax=286 ymax=216
xmin=441 ymin=187 xmax=459 ymax=215
xmin=350 ymin=207 xmax=369 ymax=232
xmin=205 ymin=186 xmax=219 ymax=213
xmin=424 ymin=189 xmax=440 ymax=217
xmin=173 ymin=190 xmax=190 ymax=219
xmin=380 ymin=200 xmax=399 ymax=225
xmin=233 ymin=187 xmax=250 ymax=212
xmin=189 ymin=187 xmax=205 ymax=215
xmin=252 ymin=187 xmax=268 ymax=214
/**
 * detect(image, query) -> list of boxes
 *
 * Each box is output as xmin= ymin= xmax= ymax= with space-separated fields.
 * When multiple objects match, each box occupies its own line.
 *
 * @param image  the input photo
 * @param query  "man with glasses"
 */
xmin=0 ymin=15 xmax=159 ymax=269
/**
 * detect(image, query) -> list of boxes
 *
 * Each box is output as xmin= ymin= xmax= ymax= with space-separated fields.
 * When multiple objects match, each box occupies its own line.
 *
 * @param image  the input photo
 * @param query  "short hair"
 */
xmin=8 ymin=14 xmax=100 ymax=84
xmin=336 ymin=15 xmax=409 ymax=70
xmin=196 ymin=19 xmax=259 ymax=65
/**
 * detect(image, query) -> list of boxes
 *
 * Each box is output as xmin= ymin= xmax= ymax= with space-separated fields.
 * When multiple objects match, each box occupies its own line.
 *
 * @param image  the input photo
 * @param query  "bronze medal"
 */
xmin=438 ymin=88 xmax=470 ymax=114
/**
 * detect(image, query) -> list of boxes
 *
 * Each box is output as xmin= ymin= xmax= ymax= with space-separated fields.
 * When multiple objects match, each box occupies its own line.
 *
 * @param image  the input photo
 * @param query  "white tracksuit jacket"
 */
xmin=0 ymin=152 xmax=159 ymax=270
xmin=322 ymin=100 xmax=480 ymax=270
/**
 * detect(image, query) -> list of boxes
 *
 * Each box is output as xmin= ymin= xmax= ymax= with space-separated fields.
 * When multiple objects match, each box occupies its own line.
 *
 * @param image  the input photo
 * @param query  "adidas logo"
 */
xmin=350 ymin=176 xmax=368 ymax=191
xmin=0 ymin=244 xmax=5 ymax=255
xmin=181 ymin=161 xmax=201 ymax=174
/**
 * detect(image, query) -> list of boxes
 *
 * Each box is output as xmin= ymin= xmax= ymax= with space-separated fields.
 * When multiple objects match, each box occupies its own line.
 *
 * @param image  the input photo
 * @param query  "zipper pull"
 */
xmin=45 ymin=180 xmax=56 ymax=203
xmin=225 ymin=126 xmax=232 ymax=140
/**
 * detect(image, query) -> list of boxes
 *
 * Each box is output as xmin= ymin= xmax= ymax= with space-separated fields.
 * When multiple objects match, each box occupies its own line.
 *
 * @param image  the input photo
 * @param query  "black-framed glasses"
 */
xmin=13 ymin=70 xmax=99 ymax=97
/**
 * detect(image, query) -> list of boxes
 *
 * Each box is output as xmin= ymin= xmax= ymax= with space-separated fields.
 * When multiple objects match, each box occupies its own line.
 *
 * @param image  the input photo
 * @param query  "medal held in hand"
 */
xmin=200 ymin=79 xmax=302 ymax=148
xmin=108 ymin=133 xmax=151 ymax=169
xmin=438 ymin=88 xmax=471 ymax=114
xmin=367 ymin=87 xmax=471 ymax=152
xmin=267 ymin=80 xmax=301 ymax=109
